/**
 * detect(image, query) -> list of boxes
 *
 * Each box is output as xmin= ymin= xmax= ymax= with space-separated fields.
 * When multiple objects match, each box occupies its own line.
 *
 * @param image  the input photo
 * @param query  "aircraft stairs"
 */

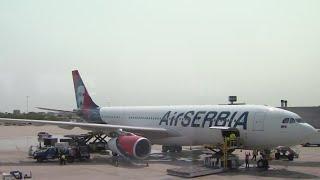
xmin=221 ymin=137 xmax=242 ymax=169
xmin=204 ymin=136 xmax=243 ymax=169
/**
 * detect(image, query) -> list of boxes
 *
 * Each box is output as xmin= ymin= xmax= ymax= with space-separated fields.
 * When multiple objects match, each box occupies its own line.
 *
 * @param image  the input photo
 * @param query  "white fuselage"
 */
xmin=99 ymin=105 xmax=316 ymax=149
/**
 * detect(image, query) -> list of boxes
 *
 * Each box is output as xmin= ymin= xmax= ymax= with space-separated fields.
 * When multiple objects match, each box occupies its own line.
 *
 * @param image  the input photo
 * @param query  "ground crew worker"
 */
xmin=59 ymin=151 xmax=63 ymax=165
xmin=229 ymin=133 xmax=237 ymax=146
xmin=215 ymin=150 xmax=223 ymax=167
xmin=61 ymin=153 xmax=66 ymax=165
xmin=252 ymin=149 xmax=258 ymax=161
xmin=245 ymin=151 xmax=251 ymax=168
xmin=225 ymin=136 xmax=230 ymax=146
xmin=59 ymin=151 xmax=66 ymax=165
xmin=260 ymin=151 xmax=269 ymax=169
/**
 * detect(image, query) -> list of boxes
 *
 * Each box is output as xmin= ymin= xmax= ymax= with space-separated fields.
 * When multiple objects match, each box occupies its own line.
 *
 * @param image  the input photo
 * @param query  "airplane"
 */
xmin=0 ymin=70 xmax=317 ymax=166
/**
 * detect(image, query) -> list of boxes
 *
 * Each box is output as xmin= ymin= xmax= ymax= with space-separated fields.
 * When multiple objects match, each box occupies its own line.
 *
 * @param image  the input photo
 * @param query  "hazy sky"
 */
xmin=0 ymin=1 xmax=319 ymax=112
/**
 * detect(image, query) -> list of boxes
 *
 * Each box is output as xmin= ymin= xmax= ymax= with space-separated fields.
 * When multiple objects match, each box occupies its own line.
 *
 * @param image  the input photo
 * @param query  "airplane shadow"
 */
xmin=220 ymin=168 xmax=319 ymax=179
xmin=0 ymin=158 xmax=148 ymax=169
xmin=147 ymin=150 xmax=320 ymax=179
xmin=0 ymin=150 xmax=319 ymax=179
xmin=0 ymin=150 xmax=203 ymax=169
xmin=270 ymin=160 xmax=320 ymax=167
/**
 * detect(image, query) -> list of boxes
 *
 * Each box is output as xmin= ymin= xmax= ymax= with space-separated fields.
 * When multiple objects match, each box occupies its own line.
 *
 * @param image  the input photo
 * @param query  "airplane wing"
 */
xmin=0 ymin=118 xmax=180 ymax=139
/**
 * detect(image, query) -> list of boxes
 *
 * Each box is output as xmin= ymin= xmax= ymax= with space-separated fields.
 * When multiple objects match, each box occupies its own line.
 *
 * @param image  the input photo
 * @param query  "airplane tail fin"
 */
xmin=72 ymin=70 xmax=99 ymax=110
xmin=72 ymin=70 xmax=103 ymax=123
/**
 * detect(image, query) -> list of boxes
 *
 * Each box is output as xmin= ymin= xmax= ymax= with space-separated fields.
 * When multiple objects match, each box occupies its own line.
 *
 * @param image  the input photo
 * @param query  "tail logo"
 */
xmin=72 ymin=70 xmax=99 ymax=110
xmin=72 ymin=70 xmax=102 ymax=123
xmin=76 ymin=85 xmax=85 ymax=109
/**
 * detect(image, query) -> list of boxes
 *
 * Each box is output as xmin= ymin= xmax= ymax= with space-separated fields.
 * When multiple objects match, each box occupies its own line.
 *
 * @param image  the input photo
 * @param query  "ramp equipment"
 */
xmin=167 ymin=131 xmax=242 ymax=178
xmin=204 ymin=128 xmax=242 ymax=170
xmin=64 ymin=132 xmax=109 ymax=152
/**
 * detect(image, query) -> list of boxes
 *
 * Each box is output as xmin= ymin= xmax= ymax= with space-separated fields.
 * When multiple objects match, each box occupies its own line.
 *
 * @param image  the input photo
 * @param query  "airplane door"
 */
xmin=253 ymin=112 xmax=265 ymax=131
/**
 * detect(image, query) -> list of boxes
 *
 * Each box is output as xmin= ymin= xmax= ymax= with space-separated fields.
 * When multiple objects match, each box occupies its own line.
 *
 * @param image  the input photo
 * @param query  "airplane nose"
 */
xmin=300 ymin=123 xmax=317 ymax=142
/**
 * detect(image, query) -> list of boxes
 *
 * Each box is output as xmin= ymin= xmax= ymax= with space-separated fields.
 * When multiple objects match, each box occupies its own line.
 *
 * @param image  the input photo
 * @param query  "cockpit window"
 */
xmin=289 ymin=118 xmax=296 ymax=123
xmin=282 ymin=118 xmax=289 ymax=123
xmin=296 ymin=118 xmax=305 ymax=123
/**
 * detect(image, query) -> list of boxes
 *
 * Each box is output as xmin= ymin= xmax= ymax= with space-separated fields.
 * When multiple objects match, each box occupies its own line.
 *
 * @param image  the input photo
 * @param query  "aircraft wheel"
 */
xmin=162 ymin=146 xmax=168 ymax=153
xmin=176 ymin=146 xmax=182 ymax=153
xmin=169 ymin=146 xmax=176 ymax=153
xmin=112 ymin=156 xmax=119 ymax=167
xmin=114 ymin=159 xmax=119 ymax=167
xmin=36 ymin=157 xmax=43 ymax=163
xmin=288 ymin=154 xmax=294 ymax=161
xmin=67 ymin=157 xmax=74 ymax=163
xmin=303 ymin=143 xmax=310 ymax=147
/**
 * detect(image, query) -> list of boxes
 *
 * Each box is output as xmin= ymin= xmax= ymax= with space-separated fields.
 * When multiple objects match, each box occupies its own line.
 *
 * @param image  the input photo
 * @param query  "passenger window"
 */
xmin=282 ymin=118 xmax=289 ymax=123
xmin=290 ymin=118 xmax=295 ymax=123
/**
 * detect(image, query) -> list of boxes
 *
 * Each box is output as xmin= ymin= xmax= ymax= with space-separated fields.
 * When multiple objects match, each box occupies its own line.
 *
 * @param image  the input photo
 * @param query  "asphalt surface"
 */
xmin=0 ymin=125 xmax=319 ymax=180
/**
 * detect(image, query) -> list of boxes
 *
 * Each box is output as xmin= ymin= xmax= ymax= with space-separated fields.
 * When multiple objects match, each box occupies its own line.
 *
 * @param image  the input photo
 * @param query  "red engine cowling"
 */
xmin=107 ymin=133 xmax=151 ymax=159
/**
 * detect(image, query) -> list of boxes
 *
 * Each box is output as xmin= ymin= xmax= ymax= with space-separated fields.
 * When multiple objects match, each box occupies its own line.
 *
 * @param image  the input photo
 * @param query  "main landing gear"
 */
xmin=162 ymin=145 xmax=182 ymax=153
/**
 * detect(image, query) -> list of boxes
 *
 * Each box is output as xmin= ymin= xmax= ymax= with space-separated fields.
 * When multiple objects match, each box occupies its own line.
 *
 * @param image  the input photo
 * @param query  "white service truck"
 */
xmin=302 ymin=130 xmax=320 ymax=147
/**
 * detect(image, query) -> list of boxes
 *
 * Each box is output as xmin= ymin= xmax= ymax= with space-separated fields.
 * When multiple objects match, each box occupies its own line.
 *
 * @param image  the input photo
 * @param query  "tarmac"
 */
xmin=0 ymin=125 xmax=320 ymax=180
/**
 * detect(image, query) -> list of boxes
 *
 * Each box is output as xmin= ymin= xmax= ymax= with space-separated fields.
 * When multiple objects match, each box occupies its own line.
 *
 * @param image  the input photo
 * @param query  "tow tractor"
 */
xmin=32 ymin=145 xmax=90 ymax=163
xmin=33 ymin=146 xmax=59 ymax=162
xmin=274 ymin=146 xmax=299 ymax=161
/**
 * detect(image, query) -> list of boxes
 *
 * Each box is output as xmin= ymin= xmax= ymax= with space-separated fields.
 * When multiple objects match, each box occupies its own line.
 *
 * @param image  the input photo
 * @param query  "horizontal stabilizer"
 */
xmin=36 ymin=107 xmax=75 ymax=113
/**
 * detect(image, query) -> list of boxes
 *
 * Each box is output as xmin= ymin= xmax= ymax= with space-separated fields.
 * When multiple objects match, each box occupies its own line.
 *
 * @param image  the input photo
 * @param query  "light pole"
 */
xmin=26 ymin=96 xmax=29 ymax=113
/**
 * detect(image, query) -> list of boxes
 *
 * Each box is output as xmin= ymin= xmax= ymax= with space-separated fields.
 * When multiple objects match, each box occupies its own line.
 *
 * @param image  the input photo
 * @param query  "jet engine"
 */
xmin=107 ymin=133 xmax=151 ymax=160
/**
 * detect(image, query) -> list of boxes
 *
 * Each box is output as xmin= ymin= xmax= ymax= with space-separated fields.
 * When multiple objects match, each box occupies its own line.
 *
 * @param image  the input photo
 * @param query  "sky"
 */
xmin=0 ymin=0 xmax=320 ymax=113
